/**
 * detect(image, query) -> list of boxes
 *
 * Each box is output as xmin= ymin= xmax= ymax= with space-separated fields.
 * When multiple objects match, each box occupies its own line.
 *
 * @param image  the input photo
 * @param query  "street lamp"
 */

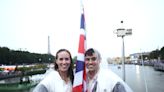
xmin=114 ymin=21 xmax=132 ymax=81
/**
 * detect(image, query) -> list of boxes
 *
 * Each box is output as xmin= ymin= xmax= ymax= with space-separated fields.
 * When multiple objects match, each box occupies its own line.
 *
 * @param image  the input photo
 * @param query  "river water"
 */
xmin=108 ymin=64 xmax=164 ymax=92
xmin=24 ymin=64 xmax=164 ymax=92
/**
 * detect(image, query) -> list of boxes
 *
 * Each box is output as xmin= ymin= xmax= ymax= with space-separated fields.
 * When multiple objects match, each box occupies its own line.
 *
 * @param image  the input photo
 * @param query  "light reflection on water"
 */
xmin=136 ymin=65 xmax=140 ymax=74
xmin=108 ymin=64 xmax=164 ymax=92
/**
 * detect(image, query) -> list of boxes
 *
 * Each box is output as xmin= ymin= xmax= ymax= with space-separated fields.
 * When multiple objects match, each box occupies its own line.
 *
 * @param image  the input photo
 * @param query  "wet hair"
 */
xmin=54 ymin=49 xmax=74 ymax=84
xmin=85 ymin=48 xmax=102 ymax=60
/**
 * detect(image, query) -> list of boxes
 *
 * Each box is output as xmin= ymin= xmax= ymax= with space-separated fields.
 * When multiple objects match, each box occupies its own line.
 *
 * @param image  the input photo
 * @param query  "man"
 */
xmin=85 ymin=48 xmax=133 ymax=92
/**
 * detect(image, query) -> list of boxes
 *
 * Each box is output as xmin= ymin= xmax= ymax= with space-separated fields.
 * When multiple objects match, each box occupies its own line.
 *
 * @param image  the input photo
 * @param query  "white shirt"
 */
xmin=87 ymin=68 xmax=133 ymax=92
xmin=33 ymin=70 xmax=72 ymax=92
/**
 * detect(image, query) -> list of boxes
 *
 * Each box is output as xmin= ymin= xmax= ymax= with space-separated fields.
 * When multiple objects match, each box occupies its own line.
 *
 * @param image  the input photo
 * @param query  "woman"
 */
xmin=33 ymin=49 xmax=74 ymax=92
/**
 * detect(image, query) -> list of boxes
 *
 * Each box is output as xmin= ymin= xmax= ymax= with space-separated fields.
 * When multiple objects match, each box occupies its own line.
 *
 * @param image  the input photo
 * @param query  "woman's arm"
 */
xmin=33 ymin=84 xmax=48 ymax=92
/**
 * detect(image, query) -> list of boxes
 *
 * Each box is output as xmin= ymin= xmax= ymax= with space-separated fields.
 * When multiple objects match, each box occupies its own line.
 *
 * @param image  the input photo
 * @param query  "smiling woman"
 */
xmin=33 ymin=49 xmax=74 ymax=92
xmin=54 ymin=49 xmax=74 ymax=84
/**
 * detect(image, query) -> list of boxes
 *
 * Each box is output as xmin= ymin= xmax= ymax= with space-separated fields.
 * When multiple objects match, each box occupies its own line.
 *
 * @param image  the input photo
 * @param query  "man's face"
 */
xmin=85 ymin=53 xmax=100 ymax=72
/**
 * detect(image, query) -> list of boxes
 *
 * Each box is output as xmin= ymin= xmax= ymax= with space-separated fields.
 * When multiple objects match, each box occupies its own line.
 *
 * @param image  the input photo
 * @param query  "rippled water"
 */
xmin=108 ymin=64 xmax=164 ymax=92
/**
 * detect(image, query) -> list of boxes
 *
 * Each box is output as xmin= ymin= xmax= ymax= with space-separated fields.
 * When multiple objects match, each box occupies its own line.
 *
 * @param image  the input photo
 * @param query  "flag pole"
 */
xmin=73 ymin=0 xmax=87 ymax=91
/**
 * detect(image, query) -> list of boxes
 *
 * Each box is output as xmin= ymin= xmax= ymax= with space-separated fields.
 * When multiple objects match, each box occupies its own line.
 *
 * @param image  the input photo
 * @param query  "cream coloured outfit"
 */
xmin=33 ymin=70 xmax=72 ymax=92
xmin=87 ymin=68 xmax=133 ymax=92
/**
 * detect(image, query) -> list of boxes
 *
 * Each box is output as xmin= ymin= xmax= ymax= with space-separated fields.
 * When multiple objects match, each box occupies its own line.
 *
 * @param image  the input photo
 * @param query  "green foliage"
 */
xmin=25 ymin=69 xmax=46 ymax=76
xmin=72 ymin=56 xmax=77 ymax=68
xmin=0 ymin=46 xmax=55 ymax=65
xmin=160 ymin=47 xmax=164 ymax=60
xmin=138 ymin=47 xmax=164 ymax=61
xmin=1 ymin=45 xmax=164 ymax=64
xmin=72 ymin=56 xmax=77 ymax=63
xmin=149 ymin=49 xmax=160 ymax=59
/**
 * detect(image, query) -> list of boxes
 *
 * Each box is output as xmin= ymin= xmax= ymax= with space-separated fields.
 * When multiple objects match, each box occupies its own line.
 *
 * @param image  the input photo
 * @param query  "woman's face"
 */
xmin=56 ymin=51 xmax=71 ymax=72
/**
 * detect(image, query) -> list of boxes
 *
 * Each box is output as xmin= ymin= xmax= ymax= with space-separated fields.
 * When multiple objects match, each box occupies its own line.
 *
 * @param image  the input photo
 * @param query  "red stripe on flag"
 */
xmin=78 ymin=34 xmax=85 ymax=53
xmin=73 ymin=85 xmax=83 ymax=92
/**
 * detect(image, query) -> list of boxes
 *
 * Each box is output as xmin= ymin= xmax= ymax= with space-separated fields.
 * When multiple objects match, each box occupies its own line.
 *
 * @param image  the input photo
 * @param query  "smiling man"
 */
xmin=85 ymin=48 xmax=133 ymax=92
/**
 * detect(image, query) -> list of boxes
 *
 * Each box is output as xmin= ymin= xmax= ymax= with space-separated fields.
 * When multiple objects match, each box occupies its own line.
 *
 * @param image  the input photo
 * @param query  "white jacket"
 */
xmin=33 ymin=70 xmax=72 ymax=92
xmin=95 ymin=68 xmax=133 ymax=92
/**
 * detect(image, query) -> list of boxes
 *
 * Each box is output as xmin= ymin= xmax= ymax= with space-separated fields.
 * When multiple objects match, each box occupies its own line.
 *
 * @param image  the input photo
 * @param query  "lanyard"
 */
xmin=87 ymin=76 xmax=98 ymax=92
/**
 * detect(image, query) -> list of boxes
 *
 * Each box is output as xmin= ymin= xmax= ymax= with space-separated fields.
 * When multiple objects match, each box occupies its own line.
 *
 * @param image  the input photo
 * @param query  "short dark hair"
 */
xmin=85 ymin=48 xmax=95 ymax=56
xmin=85 ymin=48 xmax=101 ymax=60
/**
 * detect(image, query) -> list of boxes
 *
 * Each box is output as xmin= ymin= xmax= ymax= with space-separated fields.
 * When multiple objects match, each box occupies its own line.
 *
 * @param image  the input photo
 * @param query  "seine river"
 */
xmin=27 ymin=64 xmax=164 ymax=92
xmin=108 ymin=64 xmax=164 ymax=92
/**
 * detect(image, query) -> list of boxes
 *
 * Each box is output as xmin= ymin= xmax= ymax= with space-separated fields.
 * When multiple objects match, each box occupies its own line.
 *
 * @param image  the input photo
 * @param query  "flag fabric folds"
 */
xmin=73 ymin=4 xmax=87 ymax=92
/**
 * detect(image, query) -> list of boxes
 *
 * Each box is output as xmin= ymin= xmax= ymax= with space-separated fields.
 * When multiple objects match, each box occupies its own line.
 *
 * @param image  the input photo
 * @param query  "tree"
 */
xmin=160 ymin=46 xmax=164 ymax=61
xmin=149 ymin=49 xmax=160 ymax=60
xmin=0 ymin=46 xmax=55 ymax=65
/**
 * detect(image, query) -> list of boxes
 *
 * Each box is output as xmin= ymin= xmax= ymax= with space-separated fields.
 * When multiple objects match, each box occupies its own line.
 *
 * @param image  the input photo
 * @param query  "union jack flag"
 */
xmin=73 ymin=2 xmax=87 ymax=92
